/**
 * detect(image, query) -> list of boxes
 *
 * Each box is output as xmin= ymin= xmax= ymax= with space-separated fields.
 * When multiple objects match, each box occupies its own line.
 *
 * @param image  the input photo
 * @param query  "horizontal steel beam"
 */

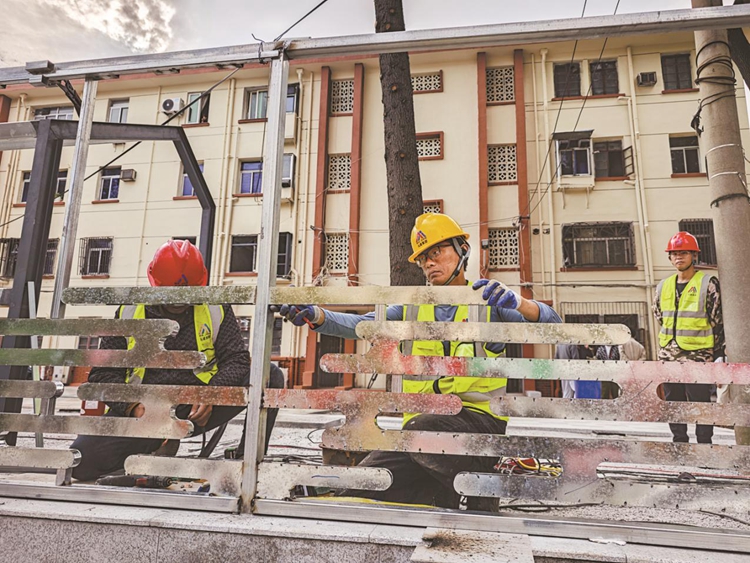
xmin=254 ymin=499 xmax=750 ymax=554
xmin=0 ymin=6 xmax=748 ymax=86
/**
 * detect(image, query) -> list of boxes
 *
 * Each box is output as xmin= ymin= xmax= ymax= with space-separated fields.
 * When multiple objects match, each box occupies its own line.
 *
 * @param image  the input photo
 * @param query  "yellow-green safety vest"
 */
xmin=401 ymin=303 xmax=508 ymax=423
xmin=657 ymin=270 xmax=714 ymax=351
xmin=119 ymin=304 xmax=225 ymax=384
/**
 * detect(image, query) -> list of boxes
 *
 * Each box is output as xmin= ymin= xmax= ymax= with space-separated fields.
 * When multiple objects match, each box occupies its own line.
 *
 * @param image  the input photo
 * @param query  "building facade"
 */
xmin=0 ymin=30 xmax=747 ymax=390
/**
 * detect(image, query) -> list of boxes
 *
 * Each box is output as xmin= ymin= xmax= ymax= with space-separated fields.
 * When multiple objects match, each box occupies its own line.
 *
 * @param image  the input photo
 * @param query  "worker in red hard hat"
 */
xmin=70 ymin=239 xmax=283 ymax=481
xmin=653 ymin=231 xmax=724 ymax=444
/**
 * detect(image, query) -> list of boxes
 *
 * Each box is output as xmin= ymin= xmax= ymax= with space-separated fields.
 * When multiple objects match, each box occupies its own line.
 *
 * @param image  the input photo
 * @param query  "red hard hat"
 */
xmin=147 ymin=239 xmax=207 ymax=287
xmin=665 ymin=231 xmax=700 ymax=253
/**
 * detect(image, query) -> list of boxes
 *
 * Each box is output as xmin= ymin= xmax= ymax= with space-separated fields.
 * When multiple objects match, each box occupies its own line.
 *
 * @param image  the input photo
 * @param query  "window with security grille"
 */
xmin=272 ymin=317 xmax=283 ymax=356
xmin=99 ymin=167 xmax=120 ymax=200
xmin=593 ymin=141 xmax=625 ymax=178
xmin=488 ymin=228 xmax=519 ymax=269
xmin=670 ymin=136 xmax=700 ymax=174
xmin=423 ymin=200 xmax=443 ymax=214
xmin=0 ymin=238 xmax=58 ymax=277
xmin=79 ymin=237 xmax=113 ymax=276
xmin=416 ymin=134 xmax=443 ymax=160
xmin=562 ymin=223 xmax=635 ymax=268
xmin=327 ymin=154 xmax=351 ymax=191
xmin=34 ymin=106 xmax=74 ymax=120
xmin=239 ymin=161 xmax=263 ymax=194
xmin=557 ymin=138 xmax=591 ymax=176
xmin=553 ymin=63 xmax=581 ymax=98
xmin=21 ymin=170 xmax=67 ymax=202
xmin=590 ymin=60 xmax=619 ymax=95
xmin=330 ymin=79 xmax=355 ymax=114
xmin=679 ymin=218 xmax=717 ymax=266
xmin=108 ymin=99 xmax=129 ymax=124
xmin=411 ymin=72 xmax=442 ymax=93
xmin=44 ymin=239 xmax=59 ymax=276
xmin=488 ymin=144 xmax=517 ymax=183
xmin=181 ymin=163 xmax=204 ymax=197
xmin=661 ymin=54 xmax=693 ymax=91
xmin=486 ymin=67 xmax=514 ymax=103
xmin=325 ymin=233 xmax=349 ymax=272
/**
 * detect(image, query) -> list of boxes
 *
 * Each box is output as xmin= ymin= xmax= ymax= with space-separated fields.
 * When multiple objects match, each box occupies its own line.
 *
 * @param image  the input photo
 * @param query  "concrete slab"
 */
xmin=411 ymin=529 xmax=534 ymax=562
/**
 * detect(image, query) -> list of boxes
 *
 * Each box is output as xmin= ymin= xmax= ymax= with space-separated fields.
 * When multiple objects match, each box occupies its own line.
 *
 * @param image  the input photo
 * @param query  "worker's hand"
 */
xmin=188 ymin=404 xmax=213 ymax=427
xmin=473 ymin=279 xmax=522 ymax=310
xmin=130 ymin=403 xmax=145 ymax=418
xmin=271 ymin=304 xmax=324 ymax=327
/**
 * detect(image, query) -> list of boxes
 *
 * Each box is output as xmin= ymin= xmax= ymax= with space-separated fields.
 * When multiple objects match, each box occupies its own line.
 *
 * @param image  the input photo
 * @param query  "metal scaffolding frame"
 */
xmin=1 ymin=4 xmax=750 ymax=552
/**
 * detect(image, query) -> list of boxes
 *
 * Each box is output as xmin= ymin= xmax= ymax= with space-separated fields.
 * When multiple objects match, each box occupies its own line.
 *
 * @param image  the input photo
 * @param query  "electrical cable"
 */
xmin=274 ymin=0 xmax=331 ymax=42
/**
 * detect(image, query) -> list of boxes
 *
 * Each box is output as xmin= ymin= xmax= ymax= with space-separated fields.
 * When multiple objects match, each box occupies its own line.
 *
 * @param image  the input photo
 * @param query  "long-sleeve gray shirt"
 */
xmin=316 ymin=301 xmax=562 ymax=354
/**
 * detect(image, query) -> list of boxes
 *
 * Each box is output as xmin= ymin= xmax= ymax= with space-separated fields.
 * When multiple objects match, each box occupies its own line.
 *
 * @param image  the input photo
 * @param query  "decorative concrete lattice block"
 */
xmin=411 ymin=72 xmax=442 ymax=93
xmin=331 ymin=79 xmax=355 ymax=113
xmin=488 ymin=227 xmax=519 ymax=268
xmin=486 ymin=66 xmax=514 ymax=103
xmin=325 ymin=233 xmax=350 ymax=272
xmin=327 ymin=154 xmax=351 ymax=191
xmin=488 ymin=144 xmax=517 ymax=183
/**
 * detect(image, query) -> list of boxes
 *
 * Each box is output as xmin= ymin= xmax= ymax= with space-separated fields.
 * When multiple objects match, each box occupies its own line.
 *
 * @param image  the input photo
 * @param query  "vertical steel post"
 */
xmin=240 ymin=50 xmax=288 ymax=512
xmin=51 ymin=79 xmax=98 ymax=319
xmin=692 ymin=0 xmax=750 ymax=443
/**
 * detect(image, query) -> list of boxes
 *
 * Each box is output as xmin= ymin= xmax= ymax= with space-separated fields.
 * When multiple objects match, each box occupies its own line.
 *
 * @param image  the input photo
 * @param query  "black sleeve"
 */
xmin=87 ymin=309 xmax=130 ymax=416
xmin=209 ymin=305 xmax=251 ymax=387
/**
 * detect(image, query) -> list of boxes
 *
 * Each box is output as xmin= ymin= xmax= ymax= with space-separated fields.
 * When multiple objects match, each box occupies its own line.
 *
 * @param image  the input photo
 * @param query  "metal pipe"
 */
xmin=216 ymin=78 xmax=238 ymax=286
xmin=530 ymin=53 xmax=546 ymax=301
xmin=1 ymin=6 xmax=750 ymax=85
xmin=539 ymin=49 xmax=558 ymax=308
xmin=240 ymin=51 xmax=289 ymax=512
xmin=50 ymin=79 xmax=97 ymax=320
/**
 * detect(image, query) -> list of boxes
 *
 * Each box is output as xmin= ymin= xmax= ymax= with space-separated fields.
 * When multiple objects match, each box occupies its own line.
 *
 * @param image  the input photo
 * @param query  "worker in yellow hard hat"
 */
xmin=275 ymin=213 xmax=561 ymax=511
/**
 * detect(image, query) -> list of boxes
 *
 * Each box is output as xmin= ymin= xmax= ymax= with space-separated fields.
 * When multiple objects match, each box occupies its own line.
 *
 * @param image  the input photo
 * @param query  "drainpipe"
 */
xmin=530 ymin=53 xmax=546 ymax=301
xmin=289 ymin=67 xmax=306 ymax=358
xmin=626 ymin=47 xmax=658 ymax=356
xmin=216 ymin=78 xmax=238 ymax=286
xmin=1 ymin=95 xmax=27 ymax=240
xmin=540 ymin=48 xmax=558 ymax=308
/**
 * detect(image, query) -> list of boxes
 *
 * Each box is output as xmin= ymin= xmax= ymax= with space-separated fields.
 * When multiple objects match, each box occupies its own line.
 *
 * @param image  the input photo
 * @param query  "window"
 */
xmin=44 ymin=239 xmax=59 ymax=276
xmin=271 ymin=317 xmax=283 ymax=356
xmin=661 ymin=54 xmax=693 ymax=91
xmin=486 ymin=67 xmax=514 ymax=103
xmin=590 ymin=60 xmax=619 ymax=95
xmin=172 ymin=236 xmax=197 ymax=246
xmin=488 ymin=228 xmax=519 ymax=269
xmin=0 ymin=238 xmax=19 ymax=278
xmin=108 ymin=99 xmax=129 ymax=123
xmin=230 ymin=235 xmax=258 ymax=272
xmin=239 ymin=162 xmax=263 ymax=195
xmin=553 ymin=63 xmax=581 ymax=98
xmin=562 ymin=223 xmax=635 ymax=268
xmin=282 ymin=154 xmax=296 ymax=189
xmin=411 ymin=72 xmax=443 ymax=94
xmin=330 ymin=79 xmax=355 ymax=114
xmin=79 ymin=237 xmax=113 ymax=276
xmin=488 ymin=144 xmax=517 ymax=183
xmin=325 ymin=233 xmax=349 ymax=273
xmin=181 ymin=163 xmax=204 ymax=197
xmin=416 ymin=133 xmax=443 ymax=160
xmin=679 ymin=219 xmax=717 ymax=266
xmin=286 ymin=84 xmax=300 ymax=114
xmin=237 ymin=317 xmax=251 ymax=350
xmin=186 ymin=92 xmax=210 ymax=124
xmin=327 ymin=154 xmax=351 ymax=191
xmin=34 ymin=106 xmax=74 ymax=120
xmin=556 ymin=135 xmax=592 ymax=176
xmin=593 ymin=141 xmax=625 ymax=178
xmin=247 ymin=89 xmax=268 ymax=120
xmin=99 ymin=167 xmax=120 ymax=200
xmin=77 ymin=336 xmax=100 ymax=350
xmin=670 ymin=136 xmax=701 ymax=174
xmin=20 ymin=170 xmax=66 ymax=203
xmin=277 ymin=232 xmax=293 ymax=278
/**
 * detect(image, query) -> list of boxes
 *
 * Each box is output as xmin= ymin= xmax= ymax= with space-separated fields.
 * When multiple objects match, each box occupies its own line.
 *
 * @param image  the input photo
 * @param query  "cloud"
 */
xmin=38 ymin=0 xmax=176 ymax=52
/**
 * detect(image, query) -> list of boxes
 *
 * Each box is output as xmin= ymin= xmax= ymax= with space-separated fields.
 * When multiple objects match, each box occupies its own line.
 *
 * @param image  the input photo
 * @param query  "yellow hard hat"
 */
xmin=408 ymin=213 xmax=470 ymax=263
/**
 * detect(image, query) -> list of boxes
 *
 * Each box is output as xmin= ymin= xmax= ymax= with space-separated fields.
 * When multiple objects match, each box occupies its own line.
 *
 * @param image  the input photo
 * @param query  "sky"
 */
xmin=0 ymin=0 xmax=717 ymax=68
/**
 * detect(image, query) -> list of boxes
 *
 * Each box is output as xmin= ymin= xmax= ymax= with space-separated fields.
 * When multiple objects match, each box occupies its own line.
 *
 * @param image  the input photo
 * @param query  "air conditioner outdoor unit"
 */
xmin=637 ymin=72 xmax=657 ymax=87
xmin=121 ymin=168 xmax=137 ymax=182
xmin=161 ymin=97 xmax=184 ymax=114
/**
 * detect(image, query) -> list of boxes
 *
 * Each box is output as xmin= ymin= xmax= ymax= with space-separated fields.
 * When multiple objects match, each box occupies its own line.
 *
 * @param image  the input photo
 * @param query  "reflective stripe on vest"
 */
xmin=657 ymin=271 xmax=714 ymax=351
xmin=120 ymin=304 xmax=225 ymax=384
xmin=401 ymin=303 xmax=508 ymax=423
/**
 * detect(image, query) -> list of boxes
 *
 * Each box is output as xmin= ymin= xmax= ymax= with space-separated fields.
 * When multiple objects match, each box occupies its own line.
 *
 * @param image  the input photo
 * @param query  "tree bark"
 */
xmin=730 ymin=0 xmax=750 ymax=89
xmin=374 ymin=0 xmax=425 ymax=286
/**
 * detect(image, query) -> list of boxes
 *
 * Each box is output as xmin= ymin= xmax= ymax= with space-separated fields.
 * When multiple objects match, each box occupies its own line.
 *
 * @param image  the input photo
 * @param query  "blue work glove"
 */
xmin=472 ymin=279 xmax=522 ymax=310
xmin=271 ymin=304 xmax=323 ymax=327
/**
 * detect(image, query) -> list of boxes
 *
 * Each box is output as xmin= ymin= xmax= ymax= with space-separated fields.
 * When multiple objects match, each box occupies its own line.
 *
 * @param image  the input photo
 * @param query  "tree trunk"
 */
xmin=374 ymin=0 xmax=425 ymax=286
xmin=730 ymin=0 xmax=750 ymax=89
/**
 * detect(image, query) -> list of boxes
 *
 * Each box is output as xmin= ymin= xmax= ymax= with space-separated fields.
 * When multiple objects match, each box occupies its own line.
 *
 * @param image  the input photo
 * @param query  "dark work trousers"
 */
xmin=337 ymin=408 xmax=507 ymax=511
xmin=663 ymin=382 xmax=714 ymax=443
xmin=71 ymin=364 xmax=284 ymax=481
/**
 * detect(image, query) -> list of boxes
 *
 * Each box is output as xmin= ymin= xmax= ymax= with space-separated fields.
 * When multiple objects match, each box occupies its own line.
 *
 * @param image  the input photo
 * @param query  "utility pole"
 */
xmin=692 ymin=0 xmax=750 ymax=444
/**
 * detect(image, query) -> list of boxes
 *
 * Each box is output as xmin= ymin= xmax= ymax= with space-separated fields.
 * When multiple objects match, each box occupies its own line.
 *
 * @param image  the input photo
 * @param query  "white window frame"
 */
xmin=99 ymin=168 xmax=121 ymax=200
xmin=108 ymin=99 xmax=129 ymax=123
xmin=555 ymin=134 xmax=594 ymax=177
xmin=247 ymin=89 xmax=268 ymax=120
xmin=186 ymin=92 xmax=206 ymax=124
